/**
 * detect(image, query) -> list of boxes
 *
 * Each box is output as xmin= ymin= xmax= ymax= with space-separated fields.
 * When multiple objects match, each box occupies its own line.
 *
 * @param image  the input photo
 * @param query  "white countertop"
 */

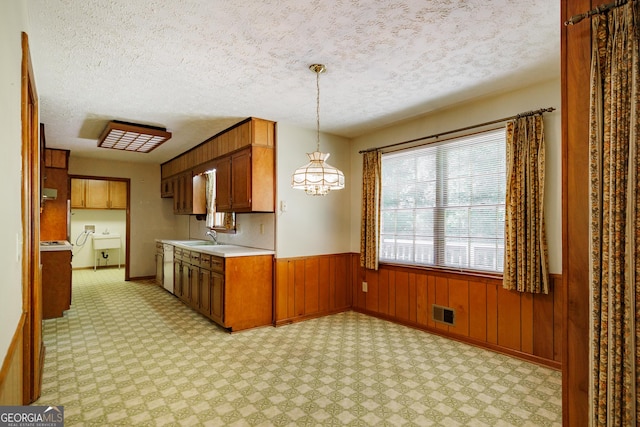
xmin=159 ymin=239 xmax=274 ymax=258
xmin=40 ymin=240 xmax=72 ymax=252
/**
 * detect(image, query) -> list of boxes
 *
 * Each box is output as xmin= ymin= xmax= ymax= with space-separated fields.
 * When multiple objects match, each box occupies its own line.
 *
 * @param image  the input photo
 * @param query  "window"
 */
xmin=379 ymin=128 xmax=506 ymax=273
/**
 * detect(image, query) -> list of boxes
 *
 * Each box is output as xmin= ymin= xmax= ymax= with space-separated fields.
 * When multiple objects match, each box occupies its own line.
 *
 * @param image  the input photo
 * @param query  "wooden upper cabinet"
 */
xmin=161 ymin=117 xmax=275 ymax=214
xmin=216 ymin=146 xmax=274 ymax=213
xmin=44 ymin=148 xmax=69 ymax=169
xmin=71 ymin=178 xmax=128 ymax=210
xmin=230 ymin=149 xmax=251 ymax=211
xmin=109 ymin=181 xmax=127 ymax=209
xmin=172 ymin=172 xmax=206 ymax=215
xmin=70 ymin=178 xmax=86 ymax=208
xmin=85 ymin=179 xmax=110 ymax=208
xmin=160 ymin=117 xmax=275 ymax=181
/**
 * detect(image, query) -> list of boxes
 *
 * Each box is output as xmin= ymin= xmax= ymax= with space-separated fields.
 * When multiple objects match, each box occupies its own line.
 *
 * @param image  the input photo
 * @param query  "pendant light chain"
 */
xmin=315 ymin=68 xmax=321 ymax=152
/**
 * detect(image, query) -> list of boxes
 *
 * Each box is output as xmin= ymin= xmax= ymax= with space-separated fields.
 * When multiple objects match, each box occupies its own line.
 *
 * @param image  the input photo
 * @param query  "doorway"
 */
xmin=68 ymin=176 xmax=131 ymax=280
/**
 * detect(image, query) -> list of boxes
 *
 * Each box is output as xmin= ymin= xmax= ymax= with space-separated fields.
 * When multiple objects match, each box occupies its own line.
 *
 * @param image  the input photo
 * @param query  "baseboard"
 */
xmin=0 ymin=313 xmax=26 ymax=405
xmin=72 ymin=265 xmax=126 ymax=271
xmin=129 ymin=275 xmax=156 ymax=282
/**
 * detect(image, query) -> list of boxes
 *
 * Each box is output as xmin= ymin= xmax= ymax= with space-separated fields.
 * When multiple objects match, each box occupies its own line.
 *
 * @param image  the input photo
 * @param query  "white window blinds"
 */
xmin=380 ymin=128 xmax=506 ymax=273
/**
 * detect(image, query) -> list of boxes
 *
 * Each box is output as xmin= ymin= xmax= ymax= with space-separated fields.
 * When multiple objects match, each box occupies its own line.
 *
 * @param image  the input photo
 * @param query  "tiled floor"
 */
xmin=35 ymin=268 xmax=562 ymax=426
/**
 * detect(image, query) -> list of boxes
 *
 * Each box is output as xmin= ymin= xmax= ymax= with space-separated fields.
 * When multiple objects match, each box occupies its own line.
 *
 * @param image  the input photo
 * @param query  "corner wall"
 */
xmin=275 ymin=124 xmax=351 ymax=258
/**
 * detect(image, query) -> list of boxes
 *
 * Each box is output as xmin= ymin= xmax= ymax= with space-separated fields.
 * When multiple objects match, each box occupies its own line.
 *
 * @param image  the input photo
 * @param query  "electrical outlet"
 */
xmin=362 ymin=281 xmax=368 ymax=292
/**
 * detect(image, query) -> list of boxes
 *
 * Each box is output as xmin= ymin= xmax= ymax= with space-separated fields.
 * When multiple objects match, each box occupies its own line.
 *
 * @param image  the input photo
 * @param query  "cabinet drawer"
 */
xmin=199 ymin=253 xmax=212 ymax=269
xmin=190 ymin=251 xmax=202 ymax=264
xmin=210 ymin=256 xmax=224 ymax=272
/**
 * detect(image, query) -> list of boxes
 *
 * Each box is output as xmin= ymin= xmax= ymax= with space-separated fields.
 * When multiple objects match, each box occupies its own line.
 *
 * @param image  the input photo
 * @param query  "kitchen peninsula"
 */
xmin=158 ymin=240 xmax=274 ymax=332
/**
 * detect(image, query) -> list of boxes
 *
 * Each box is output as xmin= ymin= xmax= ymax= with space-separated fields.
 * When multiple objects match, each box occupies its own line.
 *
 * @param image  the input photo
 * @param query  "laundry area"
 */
xmin=71 ymin=207 xmax=126 ymax=270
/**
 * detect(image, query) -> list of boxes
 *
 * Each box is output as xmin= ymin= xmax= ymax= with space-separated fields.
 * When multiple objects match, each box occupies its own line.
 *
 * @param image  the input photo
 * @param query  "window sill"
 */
xmin=378 ymin=261 xmax=503 ymax=284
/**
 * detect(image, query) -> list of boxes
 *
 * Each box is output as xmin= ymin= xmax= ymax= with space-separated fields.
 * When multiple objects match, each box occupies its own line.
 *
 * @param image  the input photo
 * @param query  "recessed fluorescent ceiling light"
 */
xmin=97 ymin=120 xmax=172 ymax=153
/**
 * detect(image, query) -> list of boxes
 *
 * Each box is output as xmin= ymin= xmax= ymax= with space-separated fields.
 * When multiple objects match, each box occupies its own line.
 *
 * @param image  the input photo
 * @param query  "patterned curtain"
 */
xmin=205 ymin=171 xmax=216 ymax=229
xmin=223 ymin=212 xmax=234 ymax=230
xmin=589 ymin=3 xmax=639 ymax=425
xmin=503 ymin=114 xmax=549 ymax=294
xmin=360 ymin=151 xmax=381 ymax=270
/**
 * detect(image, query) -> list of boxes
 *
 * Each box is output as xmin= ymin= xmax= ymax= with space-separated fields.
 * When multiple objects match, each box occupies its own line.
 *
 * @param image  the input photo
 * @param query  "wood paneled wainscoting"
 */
xmin=274 ymin=254 xmax=353 ymax=325
xmin=0 ymin=314 xmax=26 ymax=404
xmin=352 ymin=258 xmax=562 ymax=370
xmin=274 ymin=253 xmax=561 ymax=369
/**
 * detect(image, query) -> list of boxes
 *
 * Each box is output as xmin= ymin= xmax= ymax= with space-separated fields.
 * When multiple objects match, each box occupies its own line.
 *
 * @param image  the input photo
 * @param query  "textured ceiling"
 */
xmin=26 ymin=0 xmax=560 ymax=164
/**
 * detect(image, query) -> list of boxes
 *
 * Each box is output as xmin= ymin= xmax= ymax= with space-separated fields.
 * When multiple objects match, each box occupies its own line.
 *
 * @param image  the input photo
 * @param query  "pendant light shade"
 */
xmin=291 ymin=151 xmax=345 ymax=196
xmin=291 ymin=64 xmax=345 ymax=196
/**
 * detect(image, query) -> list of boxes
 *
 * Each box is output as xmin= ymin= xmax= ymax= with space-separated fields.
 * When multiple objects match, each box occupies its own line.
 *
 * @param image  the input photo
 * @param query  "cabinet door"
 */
xmin=109 ymin=181 xmax=127 ymax=209
xmin=189 ymin=264 xmax=200 ymax=308
xmin=44 ymin=149 xmax=68 ymax=169
xmin=172 ymin=175 xmax=182 ymax=213
xmin=180 ymin=262 xmax=191 ymax=303
xmin=172 ymin=172 xmax=196 ymax=214
xmin=174 ymin=259 xmax=183 ymax=298
xmin=215 ymin=157 xmax=232 ymax=212
xmin=161 ymin=178 xmax=174 ymax=198
xmin=85 ymin=179 xmax=110 ymax=209
xmin=70 ymin=178 xmax=86 ymax=208
xmin=231 ymin=148 xmax=251 ymax=210
xmin=210 ymin=271 xmax=224 ymax=325
xmin=199 ymin=269 xmax=212 ymax=316
xmin=155 ymin=247 xmax=163 ymax=287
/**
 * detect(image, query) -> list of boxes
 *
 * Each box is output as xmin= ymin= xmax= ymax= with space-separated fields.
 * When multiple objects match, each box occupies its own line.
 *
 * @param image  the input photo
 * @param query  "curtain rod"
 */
xmin=358 ymin=107 xmax=556 ymax=154
xmin=564 ymin=0 xmax=630 ymax=26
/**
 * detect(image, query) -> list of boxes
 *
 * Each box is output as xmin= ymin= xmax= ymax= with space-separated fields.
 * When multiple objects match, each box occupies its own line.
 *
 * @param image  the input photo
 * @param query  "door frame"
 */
xmin=21 ymin=32 xmax=42 ymax=404
xmin=68 ymin=175 xmax=131 ymax=280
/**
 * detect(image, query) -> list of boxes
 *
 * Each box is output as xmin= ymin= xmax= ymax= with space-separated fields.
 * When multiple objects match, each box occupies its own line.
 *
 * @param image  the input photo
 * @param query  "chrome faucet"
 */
xmin=206 ymin=230 xmax=218 ymax=244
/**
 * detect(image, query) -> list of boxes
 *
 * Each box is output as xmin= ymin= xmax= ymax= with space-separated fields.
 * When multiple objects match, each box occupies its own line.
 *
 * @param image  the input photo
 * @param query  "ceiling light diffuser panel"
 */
xmin=97 ymin=120 xmax=172 ymax=153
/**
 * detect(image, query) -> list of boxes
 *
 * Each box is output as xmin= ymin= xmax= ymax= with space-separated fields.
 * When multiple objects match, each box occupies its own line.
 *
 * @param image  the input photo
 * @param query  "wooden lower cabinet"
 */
xmin=172 ymin=246 xmax=272 ymax=332
xmin=41 ymin=250 xmax=72 ymax=319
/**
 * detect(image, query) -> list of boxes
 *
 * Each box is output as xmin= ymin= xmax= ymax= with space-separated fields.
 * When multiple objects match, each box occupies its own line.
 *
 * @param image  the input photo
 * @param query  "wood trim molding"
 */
xmin=0 ymin=314 xmax=26 ymax=404
xmin=21 ymin=31 xmax=43 ymax=405
xmin=562 ymin=0 xmax=592 ymax=425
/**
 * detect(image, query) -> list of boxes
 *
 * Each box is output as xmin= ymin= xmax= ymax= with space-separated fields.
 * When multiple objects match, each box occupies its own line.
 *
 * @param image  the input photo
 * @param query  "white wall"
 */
xmin=275 ymin=124 xmax=351 ymax=258
xmin=349 ymin=78 xmax=562 ymax=274
xmin=70 ymin=209 xmax=127 ymax=269
xmin=0 ymin=0 xmax=29 ymax=366
xmin=68 ymin=157 xmax=188 ymax=277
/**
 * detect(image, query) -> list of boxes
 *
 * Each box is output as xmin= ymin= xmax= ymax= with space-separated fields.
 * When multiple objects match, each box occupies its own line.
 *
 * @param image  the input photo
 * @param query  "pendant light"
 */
xmin=291 ymin=64 xmax=345 ymax=196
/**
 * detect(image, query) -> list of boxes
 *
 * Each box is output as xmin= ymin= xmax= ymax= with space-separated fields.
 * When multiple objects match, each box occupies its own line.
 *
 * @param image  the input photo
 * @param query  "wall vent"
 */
xmin=432 ymin=304 xmax=455 ymax=326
